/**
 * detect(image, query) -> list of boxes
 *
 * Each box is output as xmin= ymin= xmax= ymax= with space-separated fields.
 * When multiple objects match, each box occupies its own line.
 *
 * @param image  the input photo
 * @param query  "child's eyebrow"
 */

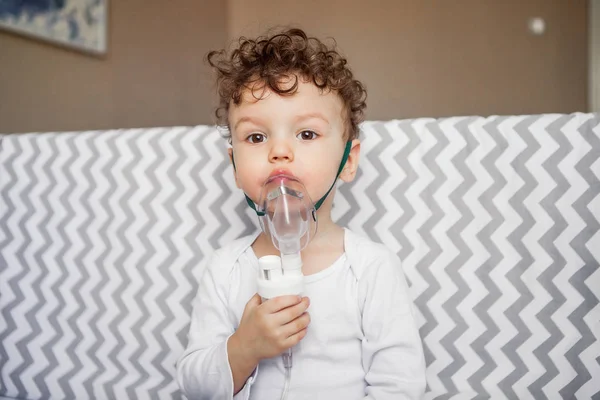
xmin=294 ymin=113 xmax=330 ymax=126
xmin=233 ymin=113 xmax=330 ymax=131
xmin=233 ymin=116 xmax=263 ymax=131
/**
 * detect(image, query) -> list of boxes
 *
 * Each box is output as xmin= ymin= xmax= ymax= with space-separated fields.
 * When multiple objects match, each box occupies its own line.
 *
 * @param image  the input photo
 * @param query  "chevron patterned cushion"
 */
xmin=1 ymin=114 xmax=599 ymax=400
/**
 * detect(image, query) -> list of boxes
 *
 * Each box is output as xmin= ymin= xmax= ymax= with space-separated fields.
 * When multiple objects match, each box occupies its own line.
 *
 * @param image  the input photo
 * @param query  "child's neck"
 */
xmin=252 ymin=219 xmax=345 ymax=276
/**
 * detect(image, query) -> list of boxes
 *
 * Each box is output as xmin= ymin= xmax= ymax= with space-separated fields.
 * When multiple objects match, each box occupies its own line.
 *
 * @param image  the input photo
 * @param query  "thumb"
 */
xmin=246 ymin=293 xmax=262 ymax=309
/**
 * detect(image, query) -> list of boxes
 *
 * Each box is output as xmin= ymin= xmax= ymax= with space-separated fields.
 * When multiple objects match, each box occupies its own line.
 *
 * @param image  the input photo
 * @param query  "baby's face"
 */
xmin=228 ymin=77 xmax=349 ymax=206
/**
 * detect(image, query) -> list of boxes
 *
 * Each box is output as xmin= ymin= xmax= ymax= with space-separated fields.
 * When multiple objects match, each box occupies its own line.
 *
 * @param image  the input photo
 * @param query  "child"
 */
xmin=177 ymin=27 xmax=426 ymax=399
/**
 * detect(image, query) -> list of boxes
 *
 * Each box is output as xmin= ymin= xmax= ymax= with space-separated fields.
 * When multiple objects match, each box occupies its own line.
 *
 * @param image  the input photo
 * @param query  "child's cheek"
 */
xmin=304 ymin=172 xmax=328 ymax=204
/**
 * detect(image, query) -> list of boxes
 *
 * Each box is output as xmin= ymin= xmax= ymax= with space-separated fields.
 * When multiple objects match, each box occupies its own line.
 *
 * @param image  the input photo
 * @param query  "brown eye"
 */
xmin=297 ymin=130 xmax=318 ymax=141
xmin=247 ymin=133 xmax=266 ymax=143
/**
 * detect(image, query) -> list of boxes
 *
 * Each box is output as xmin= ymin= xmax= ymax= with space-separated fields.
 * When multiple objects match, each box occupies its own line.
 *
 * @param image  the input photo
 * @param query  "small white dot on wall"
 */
xmin=528 ymin=17 xmax=546 ymax=35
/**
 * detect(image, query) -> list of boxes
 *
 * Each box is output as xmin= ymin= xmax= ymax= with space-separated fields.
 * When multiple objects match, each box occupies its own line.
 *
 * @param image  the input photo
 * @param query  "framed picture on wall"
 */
xmin=0 ymin=0 xmax=108 ymax=55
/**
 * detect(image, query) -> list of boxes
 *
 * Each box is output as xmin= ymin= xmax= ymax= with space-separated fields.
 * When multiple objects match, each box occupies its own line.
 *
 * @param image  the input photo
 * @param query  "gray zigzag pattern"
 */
xmin=11 ymin=134 xmax=41 ymax=398
xmin=75 ymin=130 xmax=111 ymax=398
xmin=30 ymin=134 xmax=60 ymax=399
xmin=40 ymin=132 xmax=79 ymax=399
xmin=83 ymin=128 xmax=120 ymax=396
xmin=363 ymin=123 xmax=393 ymax=244
xmin=531 ymin=115 xmax=572 ymax=396
xmin=0 ymin=135 xmax=21 ymax=398
xmin=417 ymin=118 xmax=448 ymax=373
xmin=390 ymin=120 xmax=428 ymax=366
xmin=174 ymin=126 xmax=214 ymax=400
xmin=151 ymin=127 xmax=189 ymax=398
xmin=57 ymin=132 xmax=86 ymax=399
xmin=391 ymin=120 xmax=418 ymax=263
xmin=179 ymin=126 xmax=210 ymax=333
xmin=468 ymin=116 xmax=506 ymax=395
xmin=62 ymin=132 xmax=98 ymax=396
xmin=104 ymin=129 xmax=142 ymax=399
xmin=500 ymin=115 xmax=541 ymax=397
xmin=3 ymin=135 xmax=47 ymax=398
xmin=29 ymin=134 xmax=66 ymax=397
xmin=564 ymin=115 xmax=600 ymax=396
xmin=1 ymin=117 xmax=599 ymax=400
xmin=126 ymin=128 xmax=167 ymax=399
xmin=438 ymin=117 xmax=477 ymax=391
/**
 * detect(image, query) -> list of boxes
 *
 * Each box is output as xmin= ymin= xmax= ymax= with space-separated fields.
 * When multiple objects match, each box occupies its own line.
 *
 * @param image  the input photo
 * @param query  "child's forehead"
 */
xmin=234 ymin=78 xmax=343 ymax=110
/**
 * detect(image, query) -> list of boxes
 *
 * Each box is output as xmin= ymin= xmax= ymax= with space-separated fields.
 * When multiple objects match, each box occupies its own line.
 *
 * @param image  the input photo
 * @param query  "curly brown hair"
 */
xmin=207 ymin=27 xmax=367 ymax=142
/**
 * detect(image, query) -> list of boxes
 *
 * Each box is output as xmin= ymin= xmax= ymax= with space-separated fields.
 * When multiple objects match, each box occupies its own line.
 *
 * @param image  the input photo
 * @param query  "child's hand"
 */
xmin=234 ymin=293 xmax=311 ymax=363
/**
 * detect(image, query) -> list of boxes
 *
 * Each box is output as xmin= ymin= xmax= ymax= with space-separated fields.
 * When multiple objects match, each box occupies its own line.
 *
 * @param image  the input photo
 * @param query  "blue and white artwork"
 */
xmin=0 ymin=0 xmax=107 ymax=54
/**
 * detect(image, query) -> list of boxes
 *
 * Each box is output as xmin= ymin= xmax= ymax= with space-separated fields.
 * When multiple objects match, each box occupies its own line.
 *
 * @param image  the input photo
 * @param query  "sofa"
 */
xmin=1 ymin=113 xmax=599 ymax=400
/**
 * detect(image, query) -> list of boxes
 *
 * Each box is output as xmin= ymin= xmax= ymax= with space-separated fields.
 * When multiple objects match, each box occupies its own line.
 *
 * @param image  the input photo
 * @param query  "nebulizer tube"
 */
xmin=256 ymin=175 xmax=317 ymax=400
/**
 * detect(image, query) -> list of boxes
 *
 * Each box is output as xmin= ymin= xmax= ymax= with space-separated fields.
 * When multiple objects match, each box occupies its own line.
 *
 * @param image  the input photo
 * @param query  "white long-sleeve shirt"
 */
xmin=177 ymin=228 xmax=426 ymax=400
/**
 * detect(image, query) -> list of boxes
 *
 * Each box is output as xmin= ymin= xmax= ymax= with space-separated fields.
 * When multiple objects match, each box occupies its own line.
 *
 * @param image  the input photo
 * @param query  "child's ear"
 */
xmin=228 ymin=147 xmax=241 ymax=189
xmin=339 ymin=139 xmax=361 ymax=183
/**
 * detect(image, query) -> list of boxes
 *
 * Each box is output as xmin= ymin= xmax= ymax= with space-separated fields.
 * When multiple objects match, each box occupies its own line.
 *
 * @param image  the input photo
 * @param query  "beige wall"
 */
xmin=0 ymin=1 xmax=227 ymax=133
xmin=230 ymin=0 xmax=588 ymax=120
xmin=0 ymin=1 xmax=589 ymax=133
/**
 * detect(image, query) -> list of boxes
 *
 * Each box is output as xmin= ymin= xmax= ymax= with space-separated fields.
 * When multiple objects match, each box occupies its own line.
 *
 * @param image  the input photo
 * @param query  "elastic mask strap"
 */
xmin=245 ymin=194 xmax=264 ymax=216
xmin=231 ymin=140 xmax=352 ymax=216
xmin=314 ymin=140 xmax=352 ymax=211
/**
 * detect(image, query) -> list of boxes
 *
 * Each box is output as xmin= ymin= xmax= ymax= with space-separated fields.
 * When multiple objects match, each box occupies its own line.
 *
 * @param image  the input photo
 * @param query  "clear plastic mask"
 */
xmin=257 ymin=174 xmax=317 ymax=254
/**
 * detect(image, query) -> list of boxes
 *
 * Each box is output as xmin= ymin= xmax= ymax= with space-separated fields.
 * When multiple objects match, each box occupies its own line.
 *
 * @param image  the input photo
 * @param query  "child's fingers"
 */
xmin=283 ymin=326 xmax=308 ymax=348
xmin=261 ymin=295 xmax=303 ymax=314
xmin=281 ymin=311 xmax=311 ymax=338
xmin=274 ymin=297 xmax=310 ymax=325
xmin=243 ymin=293 xmax=262 ymax=311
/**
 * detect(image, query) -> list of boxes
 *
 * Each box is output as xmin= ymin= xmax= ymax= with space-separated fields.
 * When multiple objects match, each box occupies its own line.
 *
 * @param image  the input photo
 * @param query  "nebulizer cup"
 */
xmin=256 ymin=174 xmax=317 ymax=299
xmin=255 ymin=174 xmax=317 ymax=400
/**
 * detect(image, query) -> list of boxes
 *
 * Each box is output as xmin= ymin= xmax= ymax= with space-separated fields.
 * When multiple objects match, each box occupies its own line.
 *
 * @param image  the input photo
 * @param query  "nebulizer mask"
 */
xmin=255 ymin=174 xmax=317 ymax=300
